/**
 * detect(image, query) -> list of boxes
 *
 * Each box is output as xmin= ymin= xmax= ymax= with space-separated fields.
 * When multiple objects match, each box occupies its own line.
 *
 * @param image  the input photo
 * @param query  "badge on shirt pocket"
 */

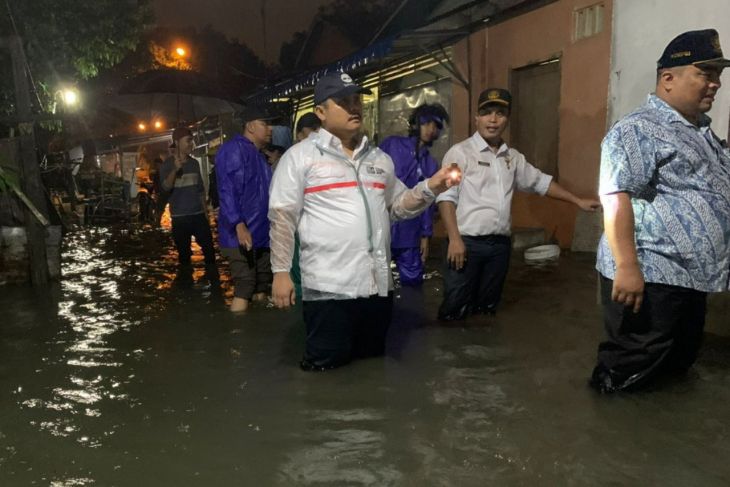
xmin=478 ymin=161 xmax=491 ymax=167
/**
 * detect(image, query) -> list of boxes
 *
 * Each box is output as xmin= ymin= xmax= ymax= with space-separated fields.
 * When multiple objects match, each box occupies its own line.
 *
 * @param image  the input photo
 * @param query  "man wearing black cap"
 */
xmin=160 ymin=127 xmax=216 ymax=266
xmin=591 ymin=29 xmax=730 ymax=393
xmin=215 ymin=107 xmax=276 ymax=312
xmin=295 ymin=112 xmax=321 ymax=142
xmin=436 ymin=88 xmax=600 ymax=321
xmin=268 ymin=71 xmax=459 ymax=370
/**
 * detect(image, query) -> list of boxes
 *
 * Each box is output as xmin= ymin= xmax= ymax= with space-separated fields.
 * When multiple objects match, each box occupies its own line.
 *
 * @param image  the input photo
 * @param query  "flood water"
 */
xmin=1 ymin=227 xmax=730 ymax=486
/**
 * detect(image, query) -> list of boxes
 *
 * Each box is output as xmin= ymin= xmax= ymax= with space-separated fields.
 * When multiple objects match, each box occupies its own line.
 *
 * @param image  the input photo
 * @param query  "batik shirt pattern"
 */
xmin=597 ymin=94 xmax=730 ymax=292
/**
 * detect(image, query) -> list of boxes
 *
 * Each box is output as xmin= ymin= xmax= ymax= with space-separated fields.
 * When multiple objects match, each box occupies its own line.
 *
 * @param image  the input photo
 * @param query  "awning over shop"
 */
xmin=246 ymin=37 xmax=395 ymax=105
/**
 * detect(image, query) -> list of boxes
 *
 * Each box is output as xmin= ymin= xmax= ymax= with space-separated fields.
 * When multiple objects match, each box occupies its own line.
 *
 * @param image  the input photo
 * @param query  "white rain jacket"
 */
xmin=269 ymin=128 xmax=435 ymax=300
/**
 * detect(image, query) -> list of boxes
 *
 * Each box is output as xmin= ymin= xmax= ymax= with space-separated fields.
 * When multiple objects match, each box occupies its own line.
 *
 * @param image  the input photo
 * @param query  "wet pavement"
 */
xmin=1 ymin=227 xmax=730 ymax=486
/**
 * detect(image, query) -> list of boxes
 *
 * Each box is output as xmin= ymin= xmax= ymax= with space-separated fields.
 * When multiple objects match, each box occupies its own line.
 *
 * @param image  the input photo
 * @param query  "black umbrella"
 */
xmin=107 ymin=69 xmax=242 ymax=124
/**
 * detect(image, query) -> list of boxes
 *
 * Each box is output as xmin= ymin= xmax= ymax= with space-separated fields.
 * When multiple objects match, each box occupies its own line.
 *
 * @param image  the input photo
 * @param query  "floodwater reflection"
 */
xmin=1 ymin=228 xmax=729 ymax=485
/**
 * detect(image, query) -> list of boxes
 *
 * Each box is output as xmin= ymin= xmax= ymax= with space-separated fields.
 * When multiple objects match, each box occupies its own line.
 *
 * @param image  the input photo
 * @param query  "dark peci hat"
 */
xmin=314 ymin=72 xmax=372 ymax=105
xmin=169 ymin=126 xmax=193 ymax=148
xmin=477 ymin=88 xmax=512 ymax=110
xmin=657 ymin=29 xmax=730 ymax=69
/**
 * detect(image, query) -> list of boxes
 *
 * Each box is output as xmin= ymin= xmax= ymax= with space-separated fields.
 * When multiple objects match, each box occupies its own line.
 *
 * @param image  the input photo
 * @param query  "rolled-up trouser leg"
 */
xmin=221 ymin=247 xmax=256 ymax=299
xmin=591 ymin=276 xmax=707 ymax=392
xmin=393 ymin=247 xmax=423 ymax=286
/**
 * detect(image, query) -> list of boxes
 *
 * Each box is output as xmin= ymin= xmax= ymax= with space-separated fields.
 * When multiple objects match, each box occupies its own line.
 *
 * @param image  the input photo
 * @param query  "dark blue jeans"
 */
xmin=438 ymin=235 xmax=511 ymax=320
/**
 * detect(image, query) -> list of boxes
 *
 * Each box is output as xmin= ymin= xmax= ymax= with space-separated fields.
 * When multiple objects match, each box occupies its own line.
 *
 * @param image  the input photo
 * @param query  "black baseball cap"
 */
xmin=238 ymin=106 xmax=277 ymax=124
xmin=657 ymin=29 xmax=730 ymax=69
xmin=314 ymin=72 xmax=372 ymax=105
xmin=477 ymin=88 xmax=512 ymax=111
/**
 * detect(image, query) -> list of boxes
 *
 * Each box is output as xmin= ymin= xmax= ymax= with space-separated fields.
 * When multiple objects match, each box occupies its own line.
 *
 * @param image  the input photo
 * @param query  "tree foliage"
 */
xmin=90 ymin=25 xmax=269 ymax=102
xmin=278 ymin=30 xmax=309 ymax=72
xmin=319 ymin=0 xmax=391 ymax=47
xmin=278 ymin=0 xmax=390 ymax=70
xmin=0 ymin=0 xmax=153 ymax=115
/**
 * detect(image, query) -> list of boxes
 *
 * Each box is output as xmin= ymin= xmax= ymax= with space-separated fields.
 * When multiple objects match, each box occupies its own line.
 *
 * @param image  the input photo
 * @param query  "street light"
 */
xmin=154 ymin=120 xmax=164 ymax=130
xmin=175 ymin=46 xmax=187 ymax=57
xmin=138 ymin=122 xmax=146 ymax=132
xmin=61 ymin=89 xmax=79 ymax=107
xmin=53 ymin=87 xmax=80 ymax=113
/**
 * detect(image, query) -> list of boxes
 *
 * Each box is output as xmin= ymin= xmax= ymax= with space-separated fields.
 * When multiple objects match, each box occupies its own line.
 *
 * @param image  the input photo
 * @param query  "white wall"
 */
xmin=610 ymin=0 xmax=730 ymax=139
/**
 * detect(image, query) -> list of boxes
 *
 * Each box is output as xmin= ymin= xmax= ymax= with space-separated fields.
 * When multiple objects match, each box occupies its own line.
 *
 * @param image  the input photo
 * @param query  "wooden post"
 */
xmin=7 ymin=35 xmax=49 ymax=286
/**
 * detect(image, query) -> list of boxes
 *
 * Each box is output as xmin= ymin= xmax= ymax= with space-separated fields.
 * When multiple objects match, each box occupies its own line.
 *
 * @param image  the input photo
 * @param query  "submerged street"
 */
xmin=1 ymin=228 xmax=729 ymax=485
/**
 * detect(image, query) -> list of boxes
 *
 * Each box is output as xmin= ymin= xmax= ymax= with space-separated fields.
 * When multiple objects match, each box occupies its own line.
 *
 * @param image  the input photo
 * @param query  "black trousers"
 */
xmin=591 ymin=276 xmax=707 ymax=392
xmin=438 ymin=235 xmax=511 ymax=320
xmin=170 ymin=213 xmax=216 ymax=265
xmin=301 ymin=294 xmax=393 ymax=370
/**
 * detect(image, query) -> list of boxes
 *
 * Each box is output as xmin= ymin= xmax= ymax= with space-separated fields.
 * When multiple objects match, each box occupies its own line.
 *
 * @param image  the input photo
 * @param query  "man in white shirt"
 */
xmin=269 ymin=72 xmax=459 ymax=370
xmin=436 ymin=88 xmax=600 ymax=320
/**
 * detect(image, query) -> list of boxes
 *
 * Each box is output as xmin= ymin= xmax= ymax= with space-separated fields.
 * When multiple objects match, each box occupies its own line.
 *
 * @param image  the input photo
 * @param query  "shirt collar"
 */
xmin=315 ymin=128 xmax=370 ymax=158
xmin=470 ymin=131 xmax=510 ymax=156
xmin=647 ymin=93 xmax=712 ymax=128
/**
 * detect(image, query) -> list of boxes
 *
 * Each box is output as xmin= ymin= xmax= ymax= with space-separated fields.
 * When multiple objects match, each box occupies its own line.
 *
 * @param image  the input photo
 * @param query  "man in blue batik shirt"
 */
xmin=591 ymin=29 xmax=730 ymax=393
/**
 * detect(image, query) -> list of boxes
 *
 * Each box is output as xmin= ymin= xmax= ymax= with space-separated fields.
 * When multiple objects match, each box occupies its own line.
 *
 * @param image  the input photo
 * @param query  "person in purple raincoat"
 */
xmin=216 ymin=106 xmax=276 ymax=312
xmin=379 ymin=103 xmax=449 ymax=285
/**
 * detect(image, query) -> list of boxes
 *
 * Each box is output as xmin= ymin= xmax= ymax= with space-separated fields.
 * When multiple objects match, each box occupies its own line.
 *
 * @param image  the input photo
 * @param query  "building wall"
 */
xmin=610 ymin=0 xmax=730 ymax=137
xmin=451 ymin=0 xmax=613 ymax=248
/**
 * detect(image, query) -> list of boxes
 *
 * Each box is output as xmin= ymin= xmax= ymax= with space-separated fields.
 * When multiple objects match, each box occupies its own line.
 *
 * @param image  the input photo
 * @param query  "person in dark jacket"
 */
xmin=379 ymin=103 xmax=448 ymax=285
xmin=216 ymin=107 xmax=276 ymax=312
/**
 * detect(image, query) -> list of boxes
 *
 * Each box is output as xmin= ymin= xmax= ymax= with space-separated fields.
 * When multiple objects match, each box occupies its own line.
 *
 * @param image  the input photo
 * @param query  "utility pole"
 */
xmin=5 ymin=35 xmax=50 ymax=286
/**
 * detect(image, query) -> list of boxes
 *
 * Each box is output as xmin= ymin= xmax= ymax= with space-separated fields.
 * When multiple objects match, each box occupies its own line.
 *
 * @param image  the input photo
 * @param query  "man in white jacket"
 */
xmin=269 ymin=72 xmax=459 ymax=371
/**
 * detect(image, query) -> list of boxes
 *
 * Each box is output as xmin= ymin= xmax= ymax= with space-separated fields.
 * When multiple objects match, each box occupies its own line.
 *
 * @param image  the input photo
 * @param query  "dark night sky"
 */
xmin=153 ymin=0 xmax=333 ymax=63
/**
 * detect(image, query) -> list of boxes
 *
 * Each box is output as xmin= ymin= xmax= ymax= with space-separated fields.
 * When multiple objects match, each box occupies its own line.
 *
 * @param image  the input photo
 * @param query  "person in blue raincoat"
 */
xmin=216 ymin=106 xmax=276 ymax=312
xmin=379 ymin=103 xmax=449 ymax=285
